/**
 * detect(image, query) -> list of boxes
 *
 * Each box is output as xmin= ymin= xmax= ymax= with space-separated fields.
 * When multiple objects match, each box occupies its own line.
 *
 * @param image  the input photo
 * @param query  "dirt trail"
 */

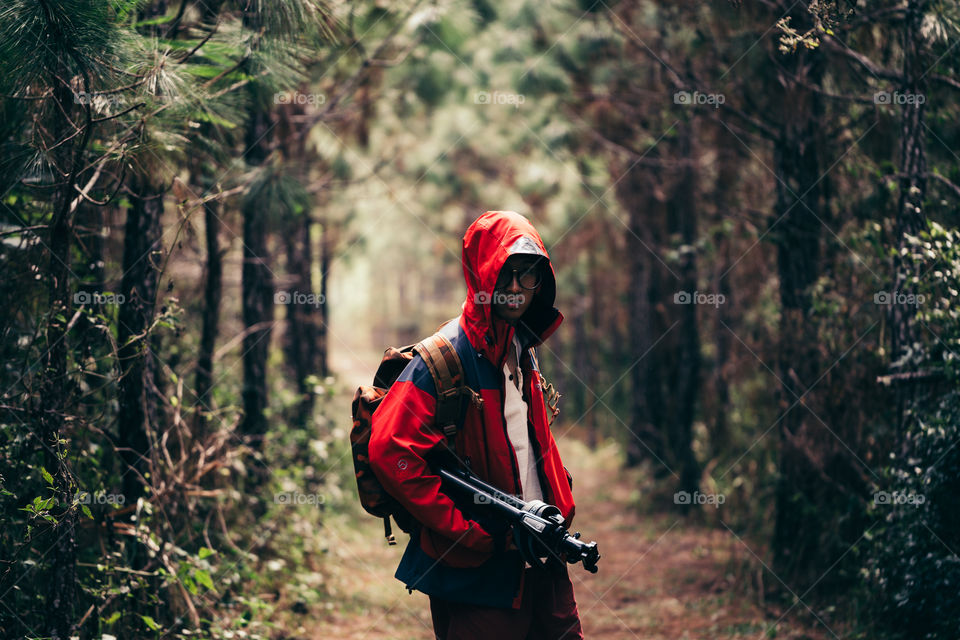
xmin=313 ymin=433 xmax=834 ymax=640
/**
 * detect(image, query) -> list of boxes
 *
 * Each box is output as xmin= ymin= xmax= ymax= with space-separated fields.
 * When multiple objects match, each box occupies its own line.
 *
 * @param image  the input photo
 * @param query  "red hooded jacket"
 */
xmin=368 ymin=211 xmax=575 ymax=608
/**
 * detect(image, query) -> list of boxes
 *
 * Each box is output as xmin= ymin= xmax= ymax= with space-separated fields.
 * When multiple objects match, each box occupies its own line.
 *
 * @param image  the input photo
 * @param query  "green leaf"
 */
xmin=191 ymin=111 xmax=239 ymax=129
xmin=198 ymin=546 xmax=215 ymax=560
xmin=81 ymin=505 xmax=93 ymax=520
xmin=40 ymin=467 xmax=54 ymax=486
xmin=141 ymin=614 xmax=161 ymax=631
xmin=26 ymin=495 xmax=55 ymax=513
xmin=105 ymin=610 xmax=122 ymax=624
xmin=182 ymin=64 xmax=226 ymax=79
xmin=134 ymin=14 xmax=175 ymax=28
xmin=195 ymin=569 xmax=215 ymax=591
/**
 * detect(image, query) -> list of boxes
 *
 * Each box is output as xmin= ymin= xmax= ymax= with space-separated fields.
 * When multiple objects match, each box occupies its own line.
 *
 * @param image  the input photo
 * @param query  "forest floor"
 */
xmin=308 ymin=436 xmax=840 ymax=640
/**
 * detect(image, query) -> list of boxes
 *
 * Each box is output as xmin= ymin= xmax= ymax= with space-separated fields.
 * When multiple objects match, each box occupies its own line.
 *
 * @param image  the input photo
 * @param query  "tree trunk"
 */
xmin=38 ymin=77 xmax=81 ymax=640
xmin=890 ymin=0 xmax=928 ymax=435
xmin=571 ymin=270 xmax=592 ymax=444
xmin=239 ymin=6 xmax=275 ymax=447
xmin=282 ymin=214 xmax=318 ymax=427
xmin=194 ymin=170 xmax=222 ymax=434
xmin=318 ymin=220 xmax=330 ymax=378
xmin=117 ymin=174 xmax=163 ymax=510
xmin=76 ymin=199 xmax=107 ymax=387
xmin=670 ymin=121 xmax=702 ymax=503
xmin=115 ymin=173 xmax=163 ymax=630
xmin=585 ymin=247 xmax=600 ymax=445
xmin=709 ymin=131 xmax=738 ymax=455
xmin=643 ymin=229 xmax=667 ymax=472
xmin=618 ymin=160 xmax=667 ymax=468
xmin=240 ymin=106 xmax=274 ymax=444
xmin=771 ymin=33 xmax=827 ymax=581
xmin=711 ymin=226 xmax=733 ymax=454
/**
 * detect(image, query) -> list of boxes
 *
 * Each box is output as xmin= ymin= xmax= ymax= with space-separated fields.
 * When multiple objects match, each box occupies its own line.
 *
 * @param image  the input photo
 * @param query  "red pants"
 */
xmin=429 ymin=564 xmax=584 ymax=640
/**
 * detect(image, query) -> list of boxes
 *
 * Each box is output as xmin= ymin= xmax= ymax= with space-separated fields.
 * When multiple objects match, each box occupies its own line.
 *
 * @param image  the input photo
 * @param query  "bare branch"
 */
xmin=91 ymin=101 xmax=147 ymax=124
xmin=882 ymin=172 xmax=960 ymax=200
xmin=822 ymin=34 xmax=903 ymax=83
xmin=877 ymin=369 xmax=944 ymax=385
xmin=925 ymin=172 xmax=960 ymax=200
xmin=177 ymin=21 xmax=220 ymax=64
xmin=930 ymin=73 xmax=960 ymax=92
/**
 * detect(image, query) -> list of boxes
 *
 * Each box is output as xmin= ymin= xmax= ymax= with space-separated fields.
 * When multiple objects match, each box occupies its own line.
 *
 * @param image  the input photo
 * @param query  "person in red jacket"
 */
xmin=368 ymin=210 xmax=584 ymax=639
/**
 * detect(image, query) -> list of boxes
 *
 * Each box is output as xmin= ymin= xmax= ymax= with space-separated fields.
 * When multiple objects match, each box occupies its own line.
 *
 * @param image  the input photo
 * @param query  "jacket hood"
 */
xmin=460 ymin=211 xmax=563 ymax=364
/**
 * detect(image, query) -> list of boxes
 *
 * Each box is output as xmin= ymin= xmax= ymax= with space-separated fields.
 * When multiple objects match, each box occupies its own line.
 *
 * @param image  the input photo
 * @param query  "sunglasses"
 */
xmin=495 ymin=262 xmax=544 ymax=291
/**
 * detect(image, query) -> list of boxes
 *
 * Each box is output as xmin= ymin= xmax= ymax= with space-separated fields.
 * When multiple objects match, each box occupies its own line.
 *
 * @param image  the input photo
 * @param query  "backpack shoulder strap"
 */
xmin=417 ymin=333 xmax=460 ymax=389
xmin=414 ymin=333 xmax=472 ymax=439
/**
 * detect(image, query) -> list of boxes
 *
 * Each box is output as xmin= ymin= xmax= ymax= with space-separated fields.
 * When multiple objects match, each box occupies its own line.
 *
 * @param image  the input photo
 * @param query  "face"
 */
xmin=492 ymin=255 xmax=544 ymax=325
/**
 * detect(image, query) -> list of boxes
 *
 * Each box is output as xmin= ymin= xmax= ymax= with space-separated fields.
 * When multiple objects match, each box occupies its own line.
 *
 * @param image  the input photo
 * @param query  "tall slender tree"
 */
xmin=889 ymin=0 xmax=930 ymax=434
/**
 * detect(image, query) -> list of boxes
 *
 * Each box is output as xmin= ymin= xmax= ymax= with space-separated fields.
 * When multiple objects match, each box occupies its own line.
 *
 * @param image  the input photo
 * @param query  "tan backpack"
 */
xmin=350 ymin=330 xmax=482 ymax=544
